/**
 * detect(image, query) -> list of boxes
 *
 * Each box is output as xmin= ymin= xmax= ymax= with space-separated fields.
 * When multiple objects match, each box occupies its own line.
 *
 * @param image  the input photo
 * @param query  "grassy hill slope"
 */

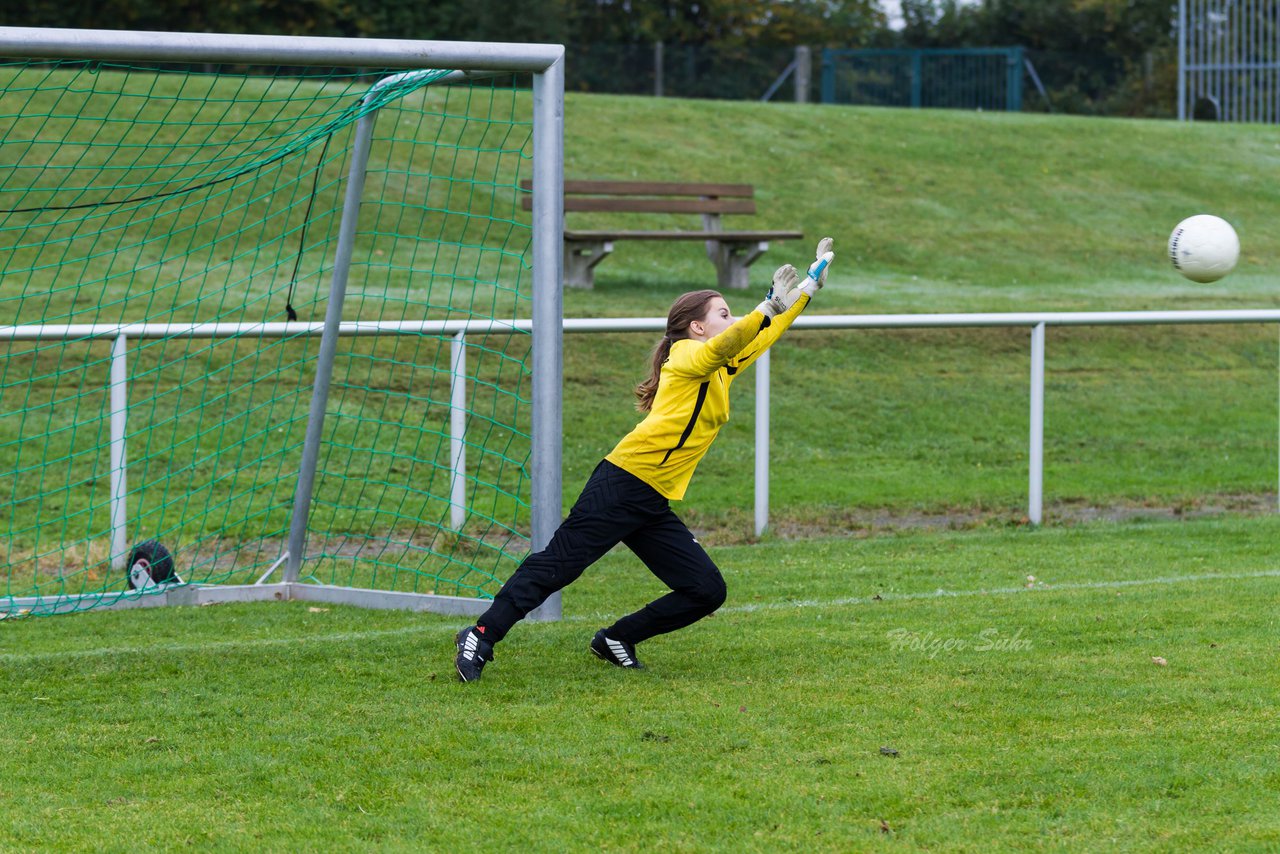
xmin=558 ymin=94 xmax=1280 ymax=314
xmin=3 ymin=81 xmax=1277 ymax=547
xmin=553 ymin=94 xmax=1280 ymax=535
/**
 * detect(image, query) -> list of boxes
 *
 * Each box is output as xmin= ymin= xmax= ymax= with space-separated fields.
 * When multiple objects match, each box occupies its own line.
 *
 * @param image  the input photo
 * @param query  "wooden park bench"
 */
xmin=520 ymin=180 xmax=803 ymax=289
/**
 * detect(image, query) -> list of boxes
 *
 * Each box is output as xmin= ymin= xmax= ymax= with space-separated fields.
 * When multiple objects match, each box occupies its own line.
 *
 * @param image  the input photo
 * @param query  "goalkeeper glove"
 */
xmin=799 ymin=237 xmax=834 ymax=297
xmin=755 ymin=264 xmax=802 ymax=318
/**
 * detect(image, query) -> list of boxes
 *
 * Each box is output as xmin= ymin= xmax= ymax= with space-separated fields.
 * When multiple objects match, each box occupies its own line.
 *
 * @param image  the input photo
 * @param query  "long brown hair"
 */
xmin=634 ymin=289 xmax=721 ymax=412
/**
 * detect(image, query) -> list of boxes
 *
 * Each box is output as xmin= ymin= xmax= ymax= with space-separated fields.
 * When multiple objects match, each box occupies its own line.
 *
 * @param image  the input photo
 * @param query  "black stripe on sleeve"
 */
xmin=658 ymin=381 xmax=710 ymax=465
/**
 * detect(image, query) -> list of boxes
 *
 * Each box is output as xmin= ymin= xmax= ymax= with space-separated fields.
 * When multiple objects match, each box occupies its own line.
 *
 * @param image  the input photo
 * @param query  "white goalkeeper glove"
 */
xmin=755 ymin=264 xmax=802 ymax=318
xmin=799 ymin=237 xmax=834 ymax=298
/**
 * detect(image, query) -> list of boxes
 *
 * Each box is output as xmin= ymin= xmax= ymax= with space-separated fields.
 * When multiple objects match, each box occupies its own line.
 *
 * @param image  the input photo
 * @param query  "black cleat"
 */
xmin=455 ymin=626 xmax=495 ymax=682
xmin=590 ymin=629 xmax=645 ymax=669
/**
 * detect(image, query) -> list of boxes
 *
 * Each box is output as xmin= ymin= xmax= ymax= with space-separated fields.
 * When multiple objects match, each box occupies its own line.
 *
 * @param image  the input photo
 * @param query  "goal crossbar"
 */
xmin=0 ymin=27 xmax=563 ymax=72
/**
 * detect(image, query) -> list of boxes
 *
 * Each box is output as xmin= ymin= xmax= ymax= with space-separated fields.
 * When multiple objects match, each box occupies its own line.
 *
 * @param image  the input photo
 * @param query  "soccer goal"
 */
xmin=0 ymin=28 xmax=564 ymax=619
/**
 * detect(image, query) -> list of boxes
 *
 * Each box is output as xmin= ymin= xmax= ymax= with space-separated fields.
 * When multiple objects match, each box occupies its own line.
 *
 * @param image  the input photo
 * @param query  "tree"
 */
xmin=563 ymin=0 xmax=885 ymax=47
xmin=895 ymin=0 xmax=1180 ymax=115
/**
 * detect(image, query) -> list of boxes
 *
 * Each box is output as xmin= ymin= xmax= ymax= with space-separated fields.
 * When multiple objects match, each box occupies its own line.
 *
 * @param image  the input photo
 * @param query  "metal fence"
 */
xmin=1179 ymin=0 xmax=1280 ymax=122
xmin=561 ymin=310 xmax=1280 ymax=534
xmin=566 ymin=42 xmax=802 ymax=100
xmin=820 ymin=48 xmax=1025 ymax=111
xmin=8 ymin=307 xmax=1277 ymax=617
xmin=561 ymin=41 xmax=1159 ymax=116
xmin=565 ymin=43 xmax=1029 ymax=108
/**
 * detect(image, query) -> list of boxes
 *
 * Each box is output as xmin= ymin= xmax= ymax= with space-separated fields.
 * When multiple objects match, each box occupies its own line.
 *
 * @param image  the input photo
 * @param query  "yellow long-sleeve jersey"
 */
xmin=606 ymin=293 xmax=810 ymax=500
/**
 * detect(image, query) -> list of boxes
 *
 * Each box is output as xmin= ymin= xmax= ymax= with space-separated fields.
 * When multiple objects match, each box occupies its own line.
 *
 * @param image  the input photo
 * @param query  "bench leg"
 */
xmin=706 ymin=240 xmax=770 ymax=290
xmin=564 ymin=240 xmax=613 ymax=289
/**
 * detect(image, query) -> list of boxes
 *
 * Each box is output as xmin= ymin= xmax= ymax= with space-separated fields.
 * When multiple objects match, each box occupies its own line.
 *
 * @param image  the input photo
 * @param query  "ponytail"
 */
xmin=635 ymin=336 xmax=674 ymax=412
xmin=634 ymin=289 xmax=721 ymax=412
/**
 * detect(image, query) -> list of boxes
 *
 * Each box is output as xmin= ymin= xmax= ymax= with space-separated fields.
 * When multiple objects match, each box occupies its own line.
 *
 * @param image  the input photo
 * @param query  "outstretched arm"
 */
xmin=666 ymin=311 xmax=770 ymax=377
xmin=735 ymin=237 xmax=833 ymax=368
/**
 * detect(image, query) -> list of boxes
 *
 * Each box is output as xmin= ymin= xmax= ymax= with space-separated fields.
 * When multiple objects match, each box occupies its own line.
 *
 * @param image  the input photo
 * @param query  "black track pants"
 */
xmin=477 ymin=460 xmax=726 ymax=645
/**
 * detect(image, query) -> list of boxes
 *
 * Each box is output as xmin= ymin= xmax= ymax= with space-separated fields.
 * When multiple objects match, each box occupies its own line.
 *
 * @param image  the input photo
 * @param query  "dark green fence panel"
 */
xmin=822 ymin=48 xmax=1024 ymax=111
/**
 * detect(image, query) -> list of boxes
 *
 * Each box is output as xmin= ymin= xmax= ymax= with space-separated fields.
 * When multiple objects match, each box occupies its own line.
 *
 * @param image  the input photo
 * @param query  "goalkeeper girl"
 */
xmin=454 ymin=238 xmax=833 ymax=681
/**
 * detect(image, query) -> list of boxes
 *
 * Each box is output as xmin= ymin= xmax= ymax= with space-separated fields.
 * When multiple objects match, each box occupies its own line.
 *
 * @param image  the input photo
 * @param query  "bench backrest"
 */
xmin=519 ymin=180 xmax=757 ymax=215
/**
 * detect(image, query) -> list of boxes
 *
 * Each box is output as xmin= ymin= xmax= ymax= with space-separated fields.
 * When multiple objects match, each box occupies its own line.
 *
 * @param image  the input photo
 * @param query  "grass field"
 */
xmin=6 ymin=86 xmax=1280 ymax=547
xmin=4 ymin=515 xmax=1279 ymax=850
xmin=557 ymin=94 xmax=1280 ymax=305
xmin=555 ymin=94 xmax=1280 ymax=531
xmin=5 ymin=75 xmax=1280 ymax=849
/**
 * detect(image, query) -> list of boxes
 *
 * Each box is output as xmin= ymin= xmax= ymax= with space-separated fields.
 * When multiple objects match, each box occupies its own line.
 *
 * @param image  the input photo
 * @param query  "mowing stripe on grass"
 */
xmin=715 ymin=566 xmax=1280 ymax=615
xmin=0 ymin=624 xmax=437 ymax=667
xmin=3 ymin=567 xmax=1277 ymax=666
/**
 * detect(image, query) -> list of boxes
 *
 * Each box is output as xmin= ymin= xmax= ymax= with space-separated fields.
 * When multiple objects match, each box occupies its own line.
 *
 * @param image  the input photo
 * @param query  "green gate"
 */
xmin=821 ymin=47 xmax=1025 ymax=111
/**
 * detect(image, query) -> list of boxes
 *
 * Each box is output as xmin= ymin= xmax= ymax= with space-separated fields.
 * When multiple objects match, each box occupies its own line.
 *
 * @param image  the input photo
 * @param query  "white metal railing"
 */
xmin=792 ymin=310 xmax=1280 ymax=530
xmin=563 ymin=309 xmax=1280 ymax=532
xmin=0 ymin=320 xmax=501 ymax=570
xmin=3 ymin=308 xmax=1278 ymax=556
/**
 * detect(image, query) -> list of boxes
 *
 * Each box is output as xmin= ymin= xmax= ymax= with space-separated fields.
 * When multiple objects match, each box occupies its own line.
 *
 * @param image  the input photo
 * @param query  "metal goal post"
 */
xmin=0 ymin=28 xmax=564 ymax=619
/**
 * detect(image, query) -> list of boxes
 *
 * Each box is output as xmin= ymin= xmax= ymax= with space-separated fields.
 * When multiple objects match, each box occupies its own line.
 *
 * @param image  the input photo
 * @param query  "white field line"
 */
xmin=2 ymin=567 xmax=1277 ymax=666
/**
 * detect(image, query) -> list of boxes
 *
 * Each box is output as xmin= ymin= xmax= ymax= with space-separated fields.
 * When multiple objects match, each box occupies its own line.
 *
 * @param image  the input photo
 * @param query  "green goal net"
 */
xmin=1 ymin=57 xmax=537 ymax=617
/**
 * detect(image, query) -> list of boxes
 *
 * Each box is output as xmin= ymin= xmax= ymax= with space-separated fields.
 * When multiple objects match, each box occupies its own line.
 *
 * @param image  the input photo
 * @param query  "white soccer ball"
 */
xmin=1168 ymin=214 xmax=1239 ymax=283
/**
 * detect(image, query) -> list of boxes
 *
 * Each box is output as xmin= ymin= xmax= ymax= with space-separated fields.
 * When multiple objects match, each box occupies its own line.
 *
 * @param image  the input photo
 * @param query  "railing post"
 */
xmin=109 ymin=333 xmax=129 ymax=570
xmin=820 ymin=48 xmax=836 ymax=103
xmin=450 ymin=331 xmax=467 ymax=530
xmin=794 ymin=46 xmax=811 ymax=103
xmin=755 ymin=349 xmax=771 ymax=536
xmin=910 ymin=49 xmax=923 ymax=108
xmin=1029 ymin=322 xmax=1046 ymax=525
xmin=1007 ymin=46 xmax=1024 ymax=111
xmin=654 ymin=41 xmax=664 ymax=97
xmin=1177 ymin=0 xmax=1188 ymax=121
